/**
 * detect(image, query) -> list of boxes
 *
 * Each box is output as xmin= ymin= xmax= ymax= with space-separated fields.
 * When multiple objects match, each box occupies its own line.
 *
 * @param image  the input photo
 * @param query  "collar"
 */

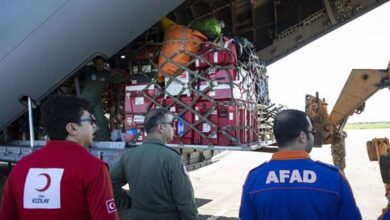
xmin=271 ymin=150 xmax=310 ymax=160
xmin=45 ymin=140 xmax=86 ymax=151
xmin=143 ymin=137 xmax=166 ymax=146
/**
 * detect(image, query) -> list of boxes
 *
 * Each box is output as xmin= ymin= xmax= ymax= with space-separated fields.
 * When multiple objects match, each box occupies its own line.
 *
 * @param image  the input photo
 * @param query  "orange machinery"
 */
xmin=305 ymin=62 xmax=390 ymax=201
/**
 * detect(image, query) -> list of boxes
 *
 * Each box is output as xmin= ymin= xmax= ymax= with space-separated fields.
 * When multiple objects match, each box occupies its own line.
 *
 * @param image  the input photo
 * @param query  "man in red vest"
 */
xmin=0 ymin=95 xmax=118 ymax=220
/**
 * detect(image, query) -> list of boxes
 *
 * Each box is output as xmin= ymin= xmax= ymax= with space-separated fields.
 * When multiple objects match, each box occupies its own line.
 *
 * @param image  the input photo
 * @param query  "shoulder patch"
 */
xmin=248 ymin=161 xmax=268 ymax=174
xmin=315 ymin=160 xmax=339 ymax=171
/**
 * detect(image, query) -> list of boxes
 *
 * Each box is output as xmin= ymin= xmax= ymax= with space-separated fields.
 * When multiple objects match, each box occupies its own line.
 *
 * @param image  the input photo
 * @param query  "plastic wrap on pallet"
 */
xmin=165 ymin=70 xmax=192 ymax=97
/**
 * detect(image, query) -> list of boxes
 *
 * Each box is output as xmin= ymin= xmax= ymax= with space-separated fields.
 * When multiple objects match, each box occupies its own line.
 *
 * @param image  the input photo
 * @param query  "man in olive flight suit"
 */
xmin=80 ymin=56 xmax=127 ymax=140
xmin=110 ymin=108 xmax=198 ymax=220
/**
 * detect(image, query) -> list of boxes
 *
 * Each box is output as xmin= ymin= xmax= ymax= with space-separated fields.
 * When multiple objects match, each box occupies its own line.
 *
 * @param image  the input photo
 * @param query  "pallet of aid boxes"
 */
xmin=122 ymin=35 xmax=262 ymax=146
xmin=190 ymin=36 xmax=258 ymax=146
xmin=123 ymin=69 xmax=196 ymax=145
xmin=191 ymin=67 xmax=258 ymax=146
xmin=158 ymin=35 xmax=245 ymax=146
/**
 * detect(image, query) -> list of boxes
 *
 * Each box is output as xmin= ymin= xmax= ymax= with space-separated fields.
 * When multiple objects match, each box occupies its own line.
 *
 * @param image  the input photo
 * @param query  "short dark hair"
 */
xmin=273 ymin=109 xmax=310 ymax=147
xmin=40 ymin=95 xmax=91 ymax=140
xmin=144 ymin=108 xmax=169 ymax=134
xmin=93 ymin=55 xmax=105 ymax=64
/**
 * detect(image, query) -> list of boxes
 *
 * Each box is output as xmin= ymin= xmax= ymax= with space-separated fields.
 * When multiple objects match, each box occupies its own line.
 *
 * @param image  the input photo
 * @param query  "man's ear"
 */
xmin=298 ymin=131 xmax=307 ymax=144
xmin=65 ymin=122 xmax=78 ymax=136
xmin=155 ymin=123 xmax=164 ymax=134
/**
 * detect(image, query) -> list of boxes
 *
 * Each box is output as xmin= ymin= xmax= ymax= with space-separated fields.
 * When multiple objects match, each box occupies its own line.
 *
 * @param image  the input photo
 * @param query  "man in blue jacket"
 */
xmin=239 ymin=109 xmax=361 ymax=220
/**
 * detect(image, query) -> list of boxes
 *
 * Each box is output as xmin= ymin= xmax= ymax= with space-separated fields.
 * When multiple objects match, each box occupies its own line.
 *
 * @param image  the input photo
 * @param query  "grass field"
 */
xmin=345 ymin=122 xmax=390 ymax=129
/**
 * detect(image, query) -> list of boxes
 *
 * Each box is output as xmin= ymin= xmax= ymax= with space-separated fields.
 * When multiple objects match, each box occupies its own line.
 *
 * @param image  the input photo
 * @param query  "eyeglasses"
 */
xmin=79 ymin=116 xmax=96 ymax=126
xmin=160 ymin=121 xmax=175 ymax=127
xmin=292 ymin=128 xmax=317 ymax=137
xmin=305 ymin=128 xmax=317 ymax=135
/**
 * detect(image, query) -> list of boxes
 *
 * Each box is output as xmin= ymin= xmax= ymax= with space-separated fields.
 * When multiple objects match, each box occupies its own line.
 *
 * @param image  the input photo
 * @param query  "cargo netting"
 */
xmin=121 ymin=29 xmax=278 ymax=149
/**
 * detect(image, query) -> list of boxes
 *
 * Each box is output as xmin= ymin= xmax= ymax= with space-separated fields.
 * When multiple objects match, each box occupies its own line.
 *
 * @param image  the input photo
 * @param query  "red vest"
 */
xmin=0 ymin=140 xmax=118 ymax=220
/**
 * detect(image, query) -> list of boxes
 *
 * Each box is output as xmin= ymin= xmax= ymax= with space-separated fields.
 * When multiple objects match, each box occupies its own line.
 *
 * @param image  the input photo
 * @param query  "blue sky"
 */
xmin=268 ymin=2 xmax=390 ymax=123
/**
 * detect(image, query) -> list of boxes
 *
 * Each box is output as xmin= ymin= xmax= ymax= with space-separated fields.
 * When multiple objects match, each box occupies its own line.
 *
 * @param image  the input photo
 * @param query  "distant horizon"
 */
xmin=347 ymin=121 xmax=390 ymax=124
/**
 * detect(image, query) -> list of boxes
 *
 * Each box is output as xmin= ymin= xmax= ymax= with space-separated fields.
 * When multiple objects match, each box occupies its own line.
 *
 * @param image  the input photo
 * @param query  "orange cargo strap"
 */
xmin=157 ymin=24 xmax=207 ymax=83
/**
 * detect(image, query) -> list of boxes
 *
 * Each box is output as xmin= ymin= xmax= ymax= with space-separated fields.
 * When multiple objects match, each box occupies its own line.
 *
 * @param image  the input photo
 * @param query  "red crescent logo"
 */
xmin=35 ymin=173 xmax=51 ymax=192
xmin=106 ymin=199 xmax=117 ymax=213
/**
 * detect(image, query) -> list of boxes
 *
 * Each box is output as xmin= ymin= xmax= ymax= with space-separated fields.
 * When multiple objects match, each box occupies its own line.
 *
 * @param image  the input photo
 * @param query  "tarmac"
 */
xmin=192 ymin=128 xmax=389 ymax=220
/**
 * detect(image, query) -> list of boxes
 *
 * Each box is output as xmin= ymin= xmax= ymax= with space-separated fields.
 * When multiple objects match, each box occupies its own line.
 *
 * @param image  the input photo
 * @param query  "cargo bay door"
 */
xmin=0 ymin=0 xmax=184 ymax=130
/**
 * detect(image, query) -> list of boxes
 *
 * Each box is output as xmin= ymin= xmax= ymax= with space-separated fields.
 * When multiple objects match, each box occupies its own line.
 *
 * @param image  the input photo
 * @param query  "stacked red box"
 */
xmin=203 ymin=67 xmax=237 ymax=84
xmin=164 ymin=97 xmax=194 ymax=145
xmin=123 ymin=96 xmax=164 ymax=143
xmin=125 ymin=83 xmax=157 ymax=113
xmin=124 ymin=81 xmax=163 ymax=143
xmin=195 ymin=37 xmax=237 ymax=69
xmin=194 ymin=67 xmax=250 ymax=101
xmin=218 ymin=104 xmax=245 ymax=146
xmin=193 ymin=101 xmax=244 ymax=146
xmin=197 ymin=83 xmax=244 ymax=100
xmin=193 ymin=101 xmax=218 ymax=145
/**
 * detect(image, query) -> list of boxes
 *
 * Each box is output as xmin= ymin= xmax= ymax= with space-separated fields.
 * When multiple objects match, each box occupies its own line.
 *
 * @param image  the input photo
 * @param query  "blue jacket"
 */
xmin=239 ymin=151 xmax=361 ymax=220
xmin=382 ymin=207 xmax=390 ymax=220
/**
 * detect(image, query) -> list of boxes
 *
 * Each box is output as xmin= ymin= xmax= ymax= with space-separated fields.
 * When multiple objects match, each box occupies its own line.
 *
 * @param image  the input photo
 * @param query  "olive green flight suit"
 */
xmin=80 ymin=66 xmax=126 ymax=140
xmin=110 ymin=137 xmax=198 ymax=220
